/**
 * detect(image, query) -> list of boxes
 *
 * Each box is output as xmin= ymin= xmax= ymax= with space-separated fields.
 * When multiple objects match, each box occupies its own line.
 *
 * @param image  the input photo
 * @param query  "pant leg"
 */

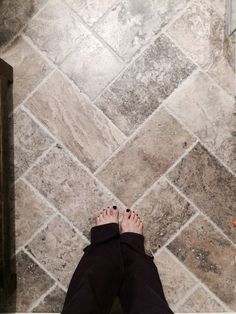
xmin=61 ymin=223 xmax=124 ymax=314
xmin=118 ymin=232 xmax=174 ymax=314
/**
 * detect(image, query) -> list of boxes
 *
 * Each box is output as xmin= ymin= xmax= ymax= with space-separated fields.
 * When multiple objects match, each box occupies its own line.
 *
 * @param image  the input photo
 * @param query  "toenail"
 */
xmin=103 ymin=208 xmax=105 ymax=211
xmin=113 ymin=205 xmax=117 ymax=209
xmin=126 ymin=209 xmax=130 ymax=212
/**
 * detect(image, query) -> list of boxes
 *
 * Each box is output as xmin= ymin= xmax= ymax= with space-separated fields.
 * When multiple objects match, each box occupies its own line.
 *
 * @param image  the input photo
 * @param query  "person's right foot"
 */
xmin=120 ymin=209 xmax=143 ymax=235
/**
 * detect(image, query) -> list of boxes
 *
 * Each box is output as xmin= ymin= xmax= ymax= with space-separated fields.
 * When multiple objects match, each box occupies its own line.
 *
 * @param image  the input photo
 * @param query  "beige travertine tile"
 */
xmin=168 ymin=215 xmax=236 ymax=309
xmin=14 ymin=250 xmax=54 ymax=311
xmin=64 ymin=0 xmax=117 ymax=26
xmin=177 ymin=286 xmax=226 ymax=312
xmin=95 ymin=34 xmax=196 ymax=135
xmin=96 ymin=108 xmax=195 ymax=205
xmin=94 ymin=0 xmax=190 ymax=61
xmin=26 ymin=71 xmax=125 ymax=172
xmin=166 ymin=0 xmax=225 ymax=71
xmin=32 ymin=285 xmax=66 ymax=312
xmin=25 ymin=0 xmax=88 ymax=64
xmin=15 ymin=179 xmax=54 ymax=250
xmin=1 ymin=36 xmax=52 ymax=108
xmin=167 ymin=143 xmax=236 ymax=243
xmin=166 ymin=71 xmax=236 ymax=173
xmin=26 ymin=215 xmax=88 ymax=287
xmin=60 ymin=31 xmax=124 ymax=100
xmin=133 ymin=178 xmax=196 ymax=253
xmin=13 ymin=109 xmax=54 ymax=179
xmin=25 ymin=145 xmax=125 ymax=238
xmin=154 ymin=249 xmax=197 ymax=308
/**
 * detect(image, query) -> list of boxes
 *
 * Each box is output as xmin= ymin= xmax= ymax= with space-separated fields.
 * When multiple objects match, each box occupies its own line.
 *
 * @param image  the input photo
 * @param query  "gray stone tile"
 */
xmin=32 ymin=285 xmax=66 ymax=312
xmin=26 ymin=71 xmax=125 ymax=172
xmin=1 ymin=36 xmax=52 ymax=108
xmin=166 ymin=0 xmax=225 ymax=70
xmin=64 ymin=0 xmax=117 ymax=26
xmin=95 ymin=34 xmax=196 ymax=135
xmin=15 ymin=179 xmax=54 ymax=250
xmin=26 ymin=215 xmax=88 ymax=287
xmin=167 ymin=143 xmax=236 ymax=243
xmin=177 ymin=286 xmax=226 ymax=312
xmin=25 ymin=145 xmax=125 ymax=238
xmin=133 ymin=178 xmax=196 ymax=253
xmin=94 ymin=0 xmax=190 ymax=61
xmin=25 ymin=0 xmax=88 ymax=64
xmin=154 ymin=249 xmax=197 ymax=308
xmin=13 ymin=108 xmax=54 ymax=179
xmin=96 ymin=108 xmax=195 ymax=205
xmin=168 ymin=215 xmax=236 ymax=309
xmin=15 ymin=250 xmax=54 ymax=311
xmin=60 ymin=31 xmax=124 ymax=100
xmin=165 ymin=71 xmax=236 ymax=173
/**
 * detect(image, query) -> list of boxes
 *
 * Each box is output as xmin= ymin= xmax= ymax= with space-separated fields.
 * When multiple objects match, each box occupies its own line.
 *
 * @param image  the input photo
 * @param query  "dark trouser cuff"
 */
xmin=90 ymin=223 xmax=120 ymax=245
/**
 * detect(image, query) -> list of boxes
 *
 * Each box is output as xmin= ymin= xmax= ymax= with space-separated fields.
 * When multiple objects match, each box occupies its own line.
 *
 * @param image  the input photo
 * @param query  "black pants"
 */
xmin=61 ymin=223 xmax=174 ymax=314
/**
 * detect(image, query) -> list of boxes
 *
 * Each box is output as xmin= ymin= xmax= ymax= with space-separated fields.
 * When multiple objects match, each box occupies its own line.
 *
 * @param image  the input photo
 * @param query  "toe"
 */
xmin=123 ymin=209 xmax=131 ymax=220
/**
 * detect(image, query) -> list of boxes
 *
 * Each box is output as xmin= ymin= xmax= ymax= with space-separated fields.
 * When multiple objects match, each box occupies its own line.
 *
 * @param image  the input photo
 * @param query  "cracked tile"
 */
xmin=15 ymin=179 xmax=54 ymax=250
xmin=26 ymin=71 xmax=125 ymax=172
xmin=32 ymin=285 xmax=66 ymax=312
xmin=167 ymin=143 xmax=236 ymax=242
xmin=95 ymin=0 xmax=190 ymax=61
xmin=177 ymin=286 xmax=226 ymax=312
xmin=95 ymin=34 xmax=195 ymax=135
xmin=25 ymin=0 xmax=88 ymax=64
xmin=26 ymin=215 xmax=88 ymax=287
xmin=64 ymin=0 xmax=117 ymax=26
xmin=154 ymin=249 xmax=197 ymax=308
xmin=25 ymin=145 xmax=124 ymax=238
xmin=133 ymin=178 xmax=196 ymax=252
xmin=60 ymin=31 xmax=124 ymax=100
xmin=96 ymin=108 xmax=195 ymax=205
xmin=13 ymin=108 xmax=54 ymax=179
xmin=167 ymin=215 xmax=236 ymax=309
xmin=166 ymin=71 xmax=236 ymax=172
xmin=1 ymin=36 xmax=52 ymax=108
xmin=166 ymin=0 xmax=225 ymax=71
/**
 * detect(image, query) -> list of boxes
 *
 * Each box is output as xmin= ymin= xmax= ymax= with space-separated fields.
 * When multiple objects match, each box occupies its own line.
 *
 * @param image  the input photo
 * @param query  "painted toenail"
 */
xmin=126 ymin=209 xmax=130 ymax=212
xmin=113 ymin=205 xmax=117 ymax=209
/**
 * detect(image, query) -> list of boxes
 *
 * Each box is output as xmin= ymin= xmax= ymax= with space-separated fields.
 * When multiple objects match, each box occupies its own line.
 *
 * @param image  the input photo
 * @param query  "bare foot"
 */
xmin=96 ymin=206 xmax=119 ymax=226
xmin=120 ymin=209 xmax=143 ymax=235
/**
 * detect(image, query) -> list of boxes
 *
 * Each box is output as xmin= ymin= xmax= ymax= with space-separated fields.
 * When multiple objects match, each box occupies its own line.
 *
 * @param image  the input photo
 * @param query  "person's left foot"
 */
xmin=96 ymin=206 xmax=119 ymax=226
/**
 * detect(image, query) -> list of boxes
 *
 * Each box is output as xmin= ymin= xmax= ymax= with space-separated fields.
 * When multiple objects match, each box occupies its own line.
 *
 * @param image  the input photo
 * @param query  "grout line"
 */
xmin=21 ymin=177 xmax=90 ymax=245
xmin=28 ymin=282 xmax=58 ymax=312
xmin=165 ymin=177 xmax=236 ymax=248
xmin=130 ymin=140 xmax=199 ymax=208
xmin=174 ymin=282 xmax=200 ymax=310
xmin=91 ymin=0 xmax=121 ymax=28
xmin=162 ymin=248 xmax=234 ymax=312
xmin=22 ymin=247 xmax=67 ymax=292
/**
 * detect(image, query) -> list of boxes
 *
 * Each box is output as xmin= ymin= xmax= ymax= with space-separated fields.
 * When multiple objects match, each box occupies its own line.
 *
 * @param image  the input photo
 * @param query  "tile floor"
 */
xmin=0 ymin=0 xmax=235 ymax=312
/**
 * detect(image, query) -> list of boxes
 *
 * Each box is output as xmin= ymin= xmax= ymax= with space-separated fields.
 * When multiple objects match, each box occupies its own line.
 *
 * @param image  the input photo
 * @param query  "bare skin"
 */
xmin=96 ymin=207 xmax=143 ymax=235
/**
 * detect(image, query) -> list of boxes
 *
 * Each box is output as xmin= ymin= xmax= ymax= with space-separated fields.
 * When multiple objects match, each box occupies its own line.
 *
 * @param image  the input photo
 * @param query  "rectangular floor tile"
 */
xmin=13 ymin=108 xmax=54 ymax=179
xmin=26 ymin=215 xmax=88 ymax=287
xmin=133 ymin=177 xmax=196 ymax=253
xmin=167 ymin=215 xmax=236 ymax=309
xmin=94 ymin=0 xmax=190 ymax=61
xmin=60 ymin=31 xmax=124 ymax=100
xmin=25 ymin=145 xmax=124 ymax=238
xmin=15 ymin=179 xmax=54 ymax=250
xmin=166 ymin=70 xmax=236 ymax=172
xmin=25 ymin=0 xmax=88 ymax=64
xmin=95 ymin=34 xmax=195 ymax=135
xmin=154 ymin=249 xmax=197 ymax=308
xmin=1 ymin=36 xmax=52 ymax=108
xmin=26 ymin=71 xmax=125 ymax=172
xmin=96 ymin=108 xmax=195 ymax=205
xmin=166 ymin=0 xmax=225 ymax=70
xmin=167 ymin=143 xmax=236 ymax=243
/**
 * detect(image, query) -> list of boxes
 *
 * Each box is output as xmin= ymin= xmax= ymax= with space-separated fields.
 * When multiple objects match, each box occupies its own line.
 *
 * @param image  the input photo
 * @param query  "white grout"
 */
xmin=173 ymin=282 xmax=200 ymax=311
xmin=28 ymin=282 xmax=58 ymax=312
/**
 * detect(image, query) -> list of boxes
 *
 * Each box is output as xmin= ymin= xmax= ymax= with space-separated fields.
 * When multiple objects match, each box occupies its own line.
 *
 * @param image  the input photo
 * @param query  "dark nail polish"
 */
xmin=126 ymin=208 xmax=130 ymax=212
xmin=113 ymin=205 xmax=117 ymax=209
xmin=103 ymin=208 xmax=105 ymax=211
